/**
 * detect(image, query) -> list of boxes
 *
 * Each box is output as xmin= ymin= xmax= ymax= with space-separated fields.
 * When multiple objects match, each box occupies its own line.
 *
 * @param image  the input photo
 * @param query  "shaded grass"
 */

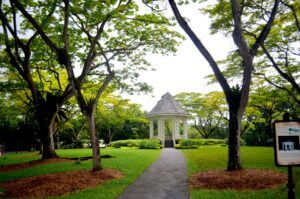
xmin=0 ymin=148 xmax=161 ymax=199
xmin=182 ymin=146 xmax=300 ymax=199
xmin=0 ymin=151 xmax=41 ymax=166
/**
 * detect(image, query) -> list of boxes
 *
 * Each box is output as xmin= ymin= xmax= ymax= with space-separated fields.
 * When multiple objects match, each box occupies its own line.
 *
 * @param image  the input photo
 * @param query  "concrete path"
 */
xmin=118 ymin=148 xmax=189 ymax=199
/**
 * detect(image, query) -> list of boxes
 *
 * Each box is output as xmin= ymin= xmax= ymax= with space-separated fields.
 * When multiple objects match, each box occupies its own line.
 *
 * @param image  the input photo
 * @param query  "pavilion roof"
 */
xmin=147 ymin=92 xmax=189 ymax=117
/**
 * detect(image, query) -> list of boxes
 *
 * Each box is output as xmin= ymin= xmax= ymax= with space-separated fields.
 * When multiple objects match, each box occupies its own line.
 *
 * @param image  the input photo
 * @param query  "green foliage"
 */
xmin=175 ymin=92 xmax=228 ymax=139
xmin=241 ymin=86 xmax=299 ymax=146
xmin=175 ymin=138 xmax=226 ymax=149
xmin=242 ymin=130 xmax=271 ymax=146
xmin=201 ymin=0 xmax=232 ymax=35
xmin=202 ymin=0 xmax=300 ymax=105
xmin=110 ymin=139 xmax=143 ymax=148
xmin=175 ymin=144 xmax=198 ymax=149
xmin=96 ymin=93 xmax=149 ymax=142
xmin=60 ymin=140 xmax=84 ymax=149
xmin=139 ymin=139 xmax=161 ymax=149
xmin=0 ymin=0 xmax=183 ymax=157
xmin=110 ymin=139 xmax=161 ymax=149
xmin=188 ymin=127 xmax=201 ymax=139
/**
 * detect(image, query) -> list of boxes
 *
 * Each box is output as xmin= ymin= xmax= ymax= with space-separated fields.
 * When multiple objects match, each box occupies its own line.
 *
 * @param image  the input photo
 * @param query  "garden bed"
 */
xmin=1 ymin=169 xmax=123 ymax=198
xmin=190 ymin=169 xmax=287 ymax=190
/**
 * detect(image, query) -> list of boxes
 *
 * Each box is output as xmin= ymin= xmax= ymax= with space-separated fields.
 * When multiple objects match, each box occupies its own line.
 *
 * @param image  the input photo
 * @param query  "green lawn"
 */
xmin=0 ymin=151 xmax=41 ymax=165
xmin=1 ymin=146 xmax=299 ymax=199
xmin=0 ymin=148 xmax=161 ymax=199
xmin=182 ymin=146 xmax=300 ymax=199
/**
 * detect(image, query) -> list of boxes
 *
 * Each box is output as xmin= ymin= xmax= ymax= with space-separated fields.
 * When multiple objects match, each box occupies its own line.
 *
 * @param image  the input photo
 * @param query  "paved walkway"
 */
xmin=118 ymin=148 xmax=189 ymax=199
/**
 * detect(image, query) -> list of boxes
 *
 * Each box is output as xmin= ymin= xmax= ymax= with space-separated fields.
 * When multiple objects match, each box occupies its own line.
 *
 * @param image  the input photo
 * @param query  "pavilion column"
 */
xmin=173 ymin=119 xmax=180 ymax=139
xmin=149 ymin=120 xmax=154 ymax=139
xmin=183 ymin=119 xmax=188 ymax=139
xmin=158 ymin=119 xmax=165 ymax=143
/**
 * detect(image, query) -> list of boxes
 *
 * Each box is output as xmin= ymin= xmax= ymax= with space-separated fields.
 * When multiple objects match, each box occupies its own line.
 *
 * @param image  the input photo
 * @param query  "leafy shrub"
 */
xmin=175 ymin=138 xmax=226 ymax=149
xmin=175 ymin=144 xmax=198 ymax=149
xmin=178 ymin=139 xmax=225 ymax=146
xmin=110 ymin=139 xmax=142 ymax=148
xmin=140 ymin=140 xmax=162 ymax=149
xmin=110 ymin=139 xmax=161 ymax=149
xmin=240 ymin=138 xmax=247 ymax=146
xmin=242 ymin=130 xmax=271 ymax=146
xmin=61 ymin=140 xmax=83 ymax=149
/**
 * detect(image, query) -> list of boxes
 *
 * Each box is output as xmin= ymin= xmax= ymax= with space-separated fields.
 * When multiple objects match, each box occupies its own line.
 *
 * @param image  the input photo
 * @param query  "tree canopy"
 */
xmin=0 ymin=0 xmax=183 ymax=170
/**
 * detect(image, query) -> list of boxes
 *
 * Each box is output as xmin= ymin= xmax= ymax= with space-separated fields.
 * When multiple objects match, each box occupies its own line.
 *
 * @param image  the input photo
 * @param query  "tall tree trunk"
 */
xmin=227 ymin=105 xmax=242 ymax=170
xmin=87 ymin=112 xmax=102 ymax=171
xmin=108 ymin=128 xmax=112 ymax=144
xmin=37 ymin=110 xmax=58 ymax=159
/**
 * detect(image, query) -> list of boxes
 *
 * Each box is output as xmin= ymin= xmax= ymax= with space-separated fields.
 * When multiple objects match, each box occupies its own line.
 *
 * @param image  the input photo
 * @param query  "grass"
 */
xmin=181 ymin=146 xmax=300 ymax=199
xmin=0 ymin=148 xmax=161 ymax=199
xmin=1 ymin=146 xmax=299 ymax=199
xmin=0 ymin=151 xmax=41 ymax=165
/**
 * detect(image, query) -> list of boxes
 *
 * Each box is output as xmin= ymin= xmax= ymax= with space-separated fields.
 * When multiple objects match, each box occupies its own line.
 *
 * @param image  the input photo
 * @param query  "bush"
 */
xmin=110 ymin=139 xmax=142 ymax=148
xmin=110 ymin=139 xmax=161 ymax=149
xmin=175 ymin=138 xmax=226 ymax=149
xmin=61 ymin=140 xmax=83 ymax=149
xmin=175 ymin=144 xmax=198 ymax=149
xmin=178 ymin=139 xmax=225 ymax=146
xmin=140 ymin=140 xmax=162 ymax=149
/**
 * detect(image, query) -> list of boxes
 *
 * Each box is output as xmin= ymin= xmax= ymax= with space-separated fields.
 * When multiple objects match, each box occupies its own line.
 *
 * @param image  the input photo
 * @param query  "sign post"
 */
xmin=287 ymin=166 xmax=295 ymax=199
xmin=274 ymin=118 xmax=300 ymax=199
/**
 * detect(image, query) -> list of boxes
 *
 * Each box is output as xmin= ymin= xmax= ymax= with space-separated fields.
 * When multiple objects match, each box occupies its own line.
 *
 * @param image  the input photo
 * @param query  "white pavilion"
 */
xmin=147 ymin=92 xmax=190 ymax=147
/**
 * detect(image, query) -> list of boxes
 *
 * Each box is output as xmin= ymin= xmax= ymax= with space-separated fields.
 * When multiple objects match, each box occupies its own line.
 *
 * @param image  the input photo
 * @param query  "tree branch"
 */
xmin=168 ymin=0 xmax=232 ymax=98
xmin=63 ymin=0 xmax=70 ymax=51
xmin=260 ymin=73 xmax=300 ymax=105
xmin=281 ymin=0 xmax=300 ymax=31
xmin=11 ymin=0 xmax=61 ymax=59
xmin=261 ymin=44 xmax=300 ymax=94
xmin=230 ymin=0 xmax=251 ymax=58
xmin=251 ymin=0 xmax=280 ymax=54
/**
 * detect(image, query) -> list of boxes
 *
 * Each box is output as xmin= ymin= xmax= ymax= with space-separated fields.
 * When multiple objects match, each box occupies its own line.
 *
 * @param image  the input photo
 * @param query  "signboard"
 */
xmin=274 ymin=121 xmax=300 ymax=166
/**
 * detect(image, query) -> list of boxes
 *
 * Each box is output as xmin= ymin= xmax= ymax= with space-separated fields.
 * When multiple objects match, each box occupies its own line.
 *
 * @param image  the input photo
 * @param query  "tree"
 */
xmin=7 ymin=0 xmax=182 ymax=171
xmin=242 ymin=85 xmax=300 ymax=145
xmin=168 ymin=0 xmax=279 ymax=170
xmin=0 ymin=0 xmax=73 ymax=158
xmin=204 ymin=1 xmax=300 ymax=104
xmin=251 ymin=1 xmax=300 ymax=104
xmin=175 ymin=92 xmax=227 ymax=138
xmin=96 ymin=94 xmax=148 ymax=143
xmin=0 ymin=73 xmax=43 ymax=151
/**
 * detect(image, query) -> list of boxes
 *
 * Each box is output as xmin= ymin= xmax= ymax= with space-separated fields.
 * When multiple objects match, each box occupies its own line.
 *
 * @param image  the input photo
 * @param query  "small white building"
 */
xmin=147 ymin=92 xmax=189 ymax=147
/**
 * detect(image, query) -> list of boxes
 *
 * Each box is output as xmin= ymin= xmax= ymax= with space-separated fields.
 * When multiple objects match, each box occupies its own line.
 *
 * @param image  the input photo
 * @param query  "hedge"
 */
xmin=175 ymin=138 xmax=226 ymax=149
xmin=140 ymin=139 xmax=162 ymax=149
xmin=110 ymin=139 xmax=162 ymax=149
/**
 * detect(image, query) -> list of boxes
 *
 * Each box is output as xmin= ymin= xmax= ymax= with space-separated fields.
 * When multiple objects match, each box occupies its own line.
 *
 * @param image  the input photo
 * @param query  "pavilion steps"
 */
xmin=164 ymin=140 xmax=174 ymax=148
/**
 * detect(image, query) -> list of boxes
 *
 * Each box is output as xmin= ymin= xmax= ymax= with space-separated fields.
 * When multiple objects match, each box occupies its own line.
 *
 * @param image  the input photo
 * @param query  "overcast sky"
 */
xmin=123 ymin=3 xmax=235 ymax=111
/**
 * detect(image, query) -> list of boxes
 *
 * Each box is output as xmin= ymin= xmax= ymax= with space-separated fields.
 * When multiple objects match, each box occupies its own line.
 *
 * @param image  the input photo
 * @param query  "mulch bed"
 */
xmin=190 ymin=169 xmax=287 ymax=190
xmin=1 ymin=169 xmax=123 ymax=198
xmin=0 ymin=158 xmax=73 ymax=172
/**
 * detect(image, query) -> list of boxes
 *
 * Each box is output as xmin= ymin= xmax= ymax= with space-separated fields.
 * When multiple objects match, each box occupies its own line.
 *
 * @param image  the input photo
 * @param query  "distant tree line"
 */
xmin=176 ymin=85 xmax=299 ymax=146
xmin=0 ymin=92 xmax=149 ymax=151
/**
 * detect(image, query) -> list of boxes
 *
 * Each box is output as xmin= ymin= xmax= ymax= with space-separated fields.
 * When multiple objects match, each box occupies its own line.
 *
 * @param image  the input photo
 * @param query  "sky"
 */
xmin=124 ymin=2 xmax=235 ymax=111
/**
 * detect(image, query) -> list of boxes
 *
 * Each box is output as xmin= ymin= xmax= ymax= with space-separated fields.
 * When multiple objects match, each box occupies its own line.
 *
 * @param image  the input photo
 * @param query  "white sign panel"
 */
xmin=274 ymin=121 xmax=300 ymax=166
